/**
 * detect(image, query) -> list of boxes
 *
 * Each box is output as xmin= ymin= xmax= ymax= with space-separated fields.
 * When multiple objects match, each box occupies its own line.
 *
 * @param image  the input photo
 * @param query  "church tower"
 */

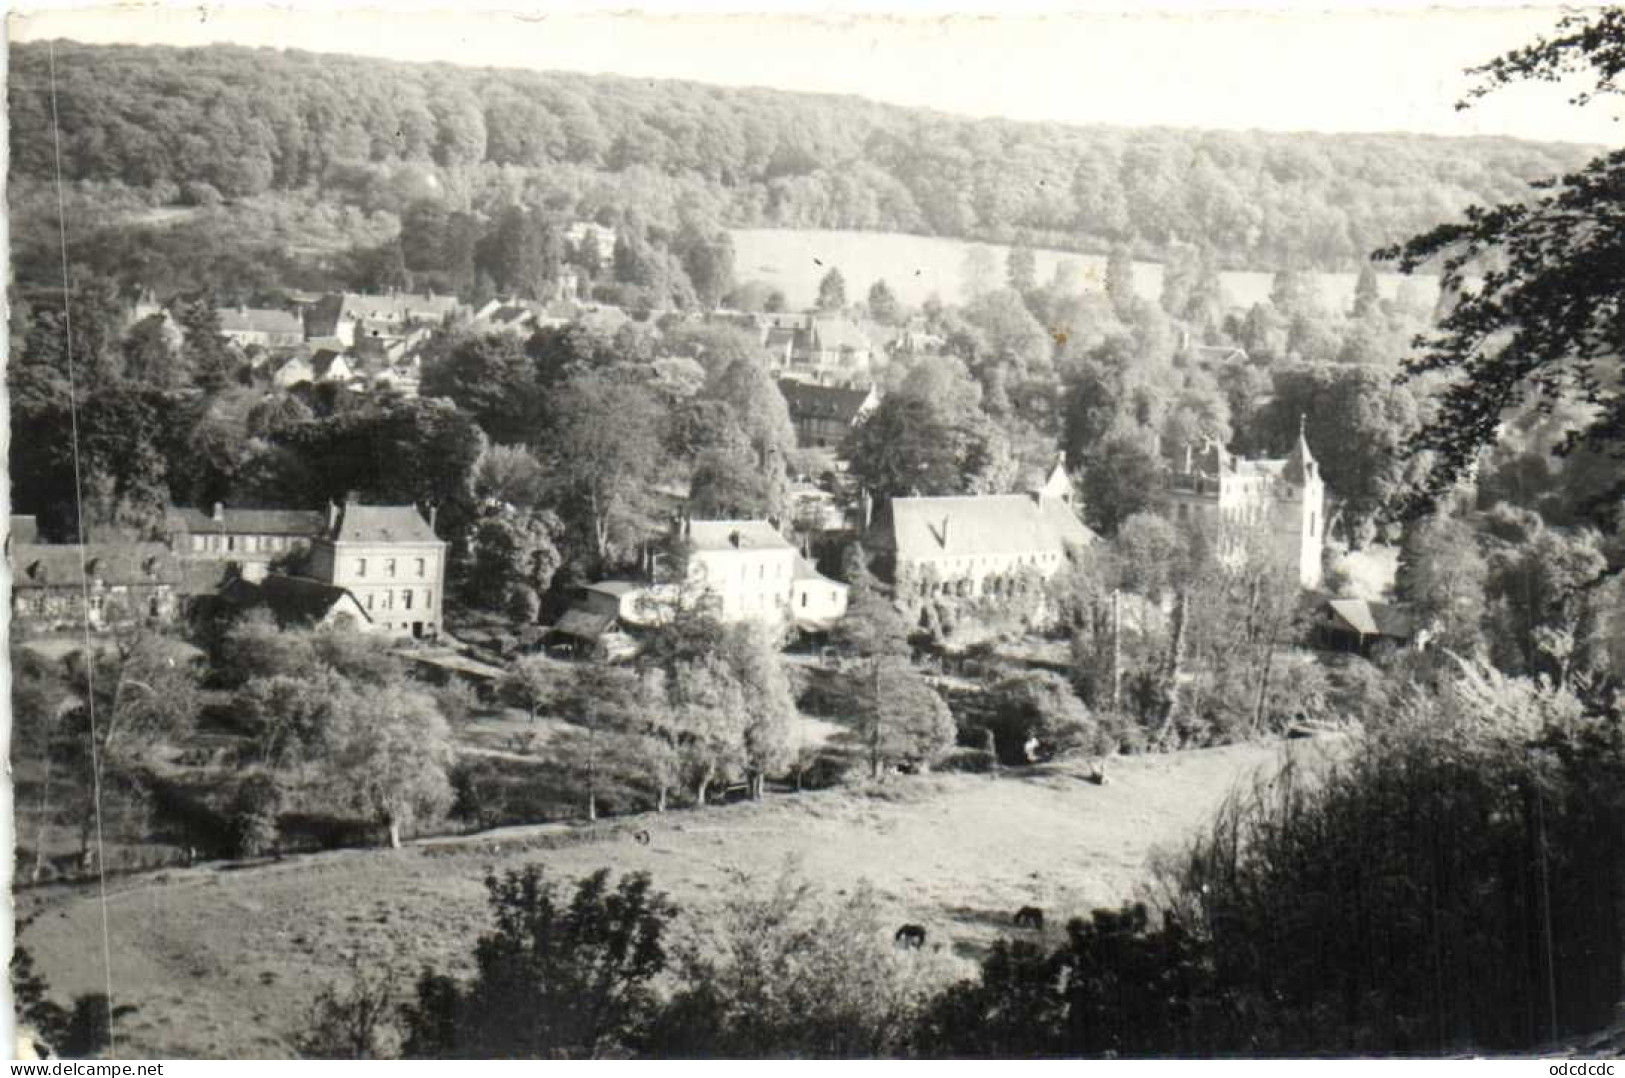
xmin=1274 ymin=418 xmax=1325 ymax=589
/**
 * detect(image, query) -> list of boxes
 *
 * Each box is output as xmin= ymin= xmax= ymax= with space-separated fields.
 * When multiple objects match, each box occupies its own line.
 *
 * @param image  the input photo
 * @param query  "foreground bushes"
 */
xmin=298 ymin=664 xmax=1624 ymax=1059
xmin=1165 ymin=668 xmax=1625 ymax=1053
xmin=930 ymin=665 xmax=1625 ymax=1057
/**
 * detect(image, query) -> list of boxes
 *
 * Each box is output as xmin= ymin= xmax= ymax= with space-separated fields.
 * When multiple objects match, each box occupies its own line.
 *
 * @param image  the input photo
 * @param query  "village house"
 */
xmin=216 ymin=306 xmax=305 ymax=349
xmin=163 ymin=503 xmax=326 ymax=564
xmin=871 ymin=457 xmax=1095 ymax=600
xmin=304 ymin=292 xmax=465 ymax=348
xmin=565 ymin=221 xmax=618 ymax=259
xmin=371 ymin=360 xmax=422 ymax=398
xmin=888 ymin=318 xmax=947 ymax=357
xmin=788 ymin=481 xmax=851 ymax=533
xmin=10 ymin=542 xmax=182 ymax=633
xmin=679 ymin=519 xmax=849 ymax=629
xmin=271 ymin=348 xmax=354 ymax=389
xmin=762 ymin=325 xmax=798 ymax=369
xmin=777 ymin=380 xmax=879 ymax=450
xmin=471 ymin=299 xmax=542 ymax=336
xmin=1318 ymin=598 xmax=1430 ymax=655
xmin=1164 ymin=425 xmax=1326 ymax=589
xmin=789 ymin=317 xmax=874 ymax=383
xmin=304 ymin=499 xmax=447 ymax=639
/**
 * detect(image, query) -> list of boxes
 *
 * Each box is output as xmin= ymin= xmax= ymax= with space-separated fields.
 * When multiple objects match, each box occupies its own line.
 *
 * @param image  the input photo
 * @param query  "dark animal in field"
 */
xmin=894 ymin=923 xmax=927 ymax=949
xmin=634 ymin=830 xmax=651 ymax=846
xmin=1014 ymin=905 xmax=1045 ymax=930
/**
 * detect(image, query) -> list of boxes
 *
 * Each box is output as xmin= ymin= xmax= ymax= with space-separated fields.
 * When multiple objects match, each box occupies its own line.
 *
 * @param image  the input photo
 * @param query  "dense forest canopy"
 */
xmin=8 ymin=40 xmax=1598 ymax=273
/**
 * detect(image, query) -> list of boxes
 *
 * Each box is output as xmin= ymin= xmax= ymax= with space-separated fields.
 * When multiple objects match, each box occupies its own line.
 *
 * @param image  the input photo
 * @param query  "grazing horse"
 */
xmin=1014 ymin=905 xmax=1045 ymax=930
xmin=894 ymin=923 xmax=927 ymax=949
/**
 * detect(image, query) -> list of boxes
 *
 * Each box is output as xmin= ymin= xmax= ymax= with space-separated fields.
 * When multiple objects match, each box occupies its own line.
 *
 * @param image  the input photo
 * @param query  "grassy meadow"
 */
xmin=16 ymin=737 xmax=1324 ymax=1058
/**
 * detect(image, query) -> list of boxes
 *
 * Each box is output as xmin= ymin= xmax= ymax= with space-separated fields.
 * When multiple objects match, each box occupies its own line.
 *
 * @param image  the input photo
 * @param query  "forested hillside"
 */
xmin=8 ymin=41 xmax=1597 ymax=271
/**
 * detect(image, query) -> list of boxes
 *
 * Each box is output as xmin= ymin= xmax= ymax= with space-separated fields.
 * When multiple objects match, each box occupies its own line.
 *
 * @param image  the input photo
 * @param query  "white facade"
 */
xmin=681 ymin=520 xmax=848 ymax=630
xmin=307 ymin=503 xmax=447 ymax=639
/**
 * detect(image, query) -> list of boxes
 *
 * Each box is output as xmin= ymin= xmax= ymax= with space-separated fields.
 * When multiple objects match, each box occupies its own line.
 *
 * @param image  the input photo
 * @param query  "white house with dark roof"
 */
xmin=678 ymin=519 xmax=848 ymax=629
xmin=873 ymin=457 xmax=1095 ymax=600
xmin=306 ymin=499 xmax=447 ymax=639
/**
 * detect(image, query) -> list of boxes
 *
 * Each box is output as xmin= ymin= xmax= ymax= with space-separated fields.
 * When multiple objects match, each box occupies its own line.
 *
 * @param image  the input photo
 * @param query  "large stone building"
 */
xmin=164 ymin=504 xmax=326 ymax=564
xmin=873 ymin=457 xmax=1095 ymax=600
xmin=1163 ymin=427 xmax=1326 ymax=588
xmin=306 ymin=501 xmax=448 ymax=639
xmin=776 ymin=380 xmax=878 ymax=450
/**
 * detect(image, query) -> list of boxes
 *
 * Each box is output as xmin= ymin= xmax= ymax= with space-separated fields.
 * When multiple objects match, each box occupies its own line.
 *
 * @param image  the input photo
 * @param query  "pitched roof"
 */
xmin=334 ymin=292 xmax=461 ymax=323
xmin=11 ymin=542 xmax=182 ymax=587
xmin=1281 ymin=430 xmax=1319 ymax=486
xmin=1180 ymin=437 xmax=1314 ymax=487
xmin=478 ymin=304 xmax=537 ymax=327
xmin=329 ymin=503 xmax=440 ymax=544
xmin=552 ymin=608 xmax=618 ymax=641
xmin=274 ymin=355 xmax=314 ymax=381
xmin=792 ymin=556 xmax=845 ymax=585
xmin=887 ymin=495 xmax=1095 ymax=562
xmin=686 ymin=520 xmax=795 ymax=553
xmin=177 ymin=560 xmax=237 ymax=597
xmin=808 ymin=317 xmax=872 ymax=352
xmin=1326 ymin=599 xmax=1415 ymax=640
xmin=225 ymin=573 xmax=371 ymax=627
xmin=165 ymin=506 xmax=326 ymax=536
xmin=586 ymin=580 xmax=643 ymax=597
xmin=777 ymin=380 xmax=875 ymax=422
xmin=218 ymin=307 xmax=302 ymax=336
xmin=405 ymin=648 xmax=506 ymax=681
xmin=310 ymin=351 xmax=350 ymax=379
xmin=1188 ymin=344 xmax=1249 ymax=365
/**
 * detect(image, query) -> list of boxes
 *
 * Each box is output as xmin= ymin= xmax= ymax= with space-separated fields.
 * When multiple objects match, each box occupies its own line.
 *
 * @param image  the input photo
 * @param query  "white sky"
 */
xmin=9 ymin=1 xmax=1622 ymax=147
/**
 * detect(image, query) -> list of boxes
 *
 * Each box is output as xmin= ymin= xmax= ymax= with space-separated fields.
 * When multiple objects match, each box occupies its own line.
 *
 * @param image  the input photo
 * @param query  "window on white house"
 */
xmin=416 ymin=558 xmax=426 ymax=577
xmin=403 ymin=591 xmax=413 ymax=610
xmin=357 ymin=558 xmax=367 ymax=577
xmin=386 ymin=559 xmax=397 ymax=577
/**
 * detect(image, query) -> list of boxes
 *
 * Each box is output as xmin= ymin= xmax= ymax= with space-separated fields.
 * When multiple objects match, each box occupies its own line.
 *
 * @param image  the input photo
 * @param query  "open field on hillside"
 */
xmin=730 ymin=228 xmax=1440 ymax=311
xmin=16 ymin=737 xmax=1332 ymax=1058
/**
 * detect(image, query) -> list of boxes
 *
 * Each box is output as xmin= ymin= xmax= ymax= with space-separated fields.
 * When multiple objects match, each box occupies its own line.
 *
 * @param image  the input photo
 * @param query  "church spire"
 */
xmin=1283 ymin=415 xmax=1317 ymax=486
